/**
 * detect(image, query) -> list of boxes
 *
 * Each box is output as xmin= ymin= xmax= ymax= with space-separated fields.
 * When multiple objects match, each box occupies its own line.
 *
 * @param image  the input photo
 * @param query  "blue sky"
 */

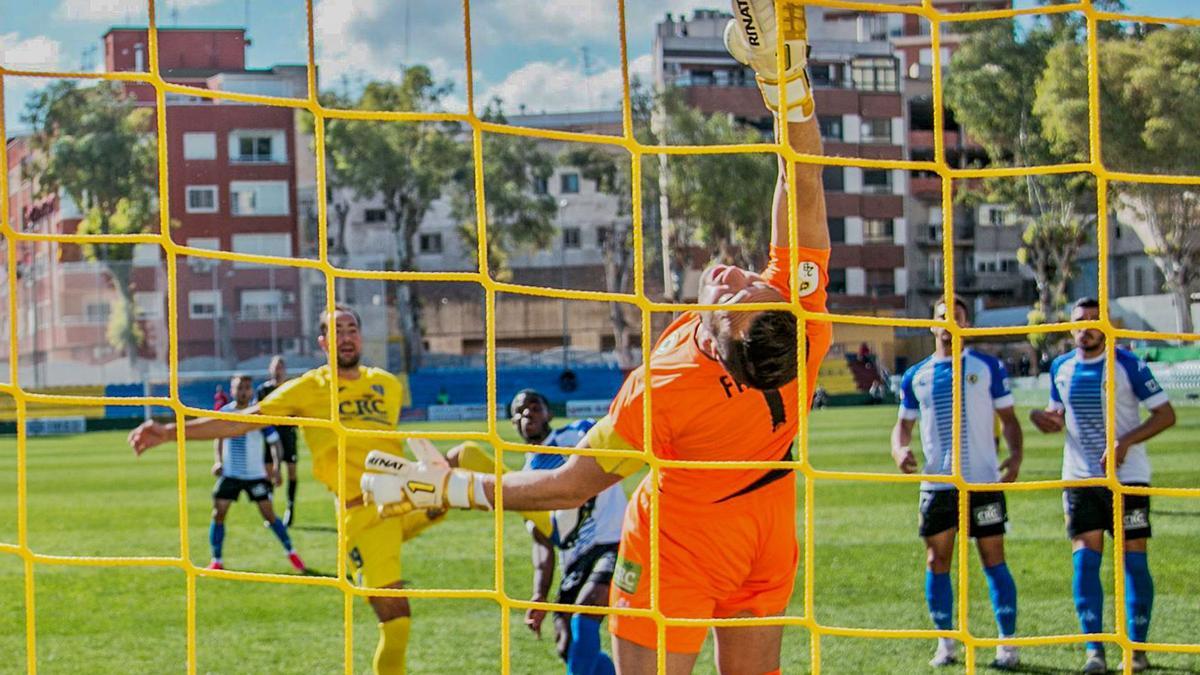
xmin=1 ymin=0 xmax=1195 ymax=133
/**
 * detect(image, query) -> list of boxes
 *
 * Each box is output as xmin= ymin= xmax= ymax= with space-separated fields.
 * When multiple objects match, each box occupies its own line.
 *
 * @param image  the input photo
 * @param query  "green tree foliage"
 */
xmin=320 ymin=67 xmax=465 ymax=371
xmin=945 ymin=12 xmax=1103 ymax=340
xmin=656 ymin=88 xmax=776 ymax=301
xmin=22 ymin=81 xmax=157 ymax=365
xmin=560 ymin=81 xmax=659 ymax=367
xmin=1037 ymin=27 xmax=1200 ymax=334
xmin=451 ymin=100 xmax=558 ymax=281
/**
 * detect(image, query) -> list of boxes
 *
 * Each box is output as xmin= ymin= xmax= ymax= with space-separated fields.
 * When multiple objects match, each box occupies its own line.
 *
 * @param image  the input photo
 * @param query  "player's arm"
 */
xmin=129 ymin=407 xmax=268 ymax=456
xmin=525 ymin=528 xmax=555 ymax=638
xmin=1105 ymin=402 xmax=1175 ymax=468
xmin=212 ymin=439 xmax=223 ymax=477
xmin=1030 ymin=363 xmax=1066 ymax=433
xmin=774 ymin=114 xmax=829 ymax=251
xmin=891 ymin=369 xmax=919 ymax=473
xmin=996 ymin=406 xmax=1024 ymax=482
xmin=891 ymin=418 xmax=918 ymax=474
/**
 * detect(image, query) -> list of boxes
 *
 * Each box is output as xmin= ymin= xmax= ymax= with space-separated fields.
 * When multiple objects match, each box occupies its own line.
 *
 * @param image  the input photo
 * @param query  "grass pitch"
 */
xmin=1 ymin=405 xmax=1198 ymax=673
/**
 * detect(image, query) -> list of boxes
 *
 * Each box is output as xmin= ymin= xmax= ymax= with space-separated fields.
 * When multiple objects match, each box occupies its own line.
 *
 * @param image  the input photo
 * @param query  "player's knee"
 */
xmin=369 ymin=594 xmax=411 ymax=622
xmin=926 ymin=548 xmax=951 ymax=573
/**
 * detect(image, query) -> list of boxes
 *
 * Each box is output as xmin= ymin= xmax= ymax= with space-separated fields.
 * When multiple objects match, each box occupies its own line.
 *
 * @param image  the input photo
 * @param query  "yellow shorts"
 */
xmin=343 ymin=505 xmax=405 ymax=589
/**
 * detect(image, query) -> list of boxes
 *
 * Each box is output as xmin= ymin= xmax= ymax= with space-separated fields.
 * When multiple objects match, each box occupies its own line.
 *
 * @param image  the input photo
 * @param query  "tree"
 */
xmin=945 ymin=14 xmax=1096 ymax=337
xmin=320 ymin=68 xmax=465 ymax=371
xmin=451 ymin=100 xmax=558 ymax=280
xmin=560 ymin=81 xmax=660 ymax=369
xmin=655 ymin=88 xmax=776 ymax=301
xmin=1037 ymin=28 xmax=1200 ymax=333
xmin=22 ymin=81 xmax=158 ymax=368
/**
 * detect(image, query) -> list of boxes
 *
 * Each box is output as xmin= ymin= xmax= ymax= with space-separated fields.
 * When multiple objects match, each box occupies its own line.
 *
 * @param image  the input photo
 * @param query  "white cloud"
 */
xmin=482 ymin=53 xmax=653 ymax=114
xmin=55 ymin=0 xmax=219 ymax=22
xmin=313 ymin=0 xmax=699 ymax=112
xmin=0 ymin=32 xmax=64 ymax=71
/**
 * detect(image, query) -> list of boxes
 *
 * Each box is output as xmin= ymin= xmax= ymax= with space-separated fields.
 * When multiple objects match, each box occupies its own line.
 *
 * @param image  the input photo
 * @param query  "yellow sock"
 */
xmin=373 ymin=616 xmax=410 ymax=675
xmin=456 ymin=442 xmax=552 ymax=535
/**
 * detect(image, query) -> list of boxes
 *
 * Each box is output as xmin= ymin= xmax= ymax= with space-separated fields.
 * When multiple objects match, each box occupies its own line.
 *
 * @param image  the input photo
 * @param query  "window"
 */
xmin=231 ymin=233 xmax=291 ymax=266
xmin=563 ymin=227 xmax=582 ymax=249
xmin=560 ymin=173 xmax=580 ymax=194
xmin=866 ymin=269 xmax=895 ymax=296
xmin=183 ymin=132 xmax=217 ymax=160
xmin=827 ymin=268 xmax=847 ymax=294
xmin=132 ymin=243 xmax=160 ymax=267
xmin=419 ymin=233 xmax=443 ymax=254
xmin=134 ymin=291 xmax=162 ymax=319
xmin=364 ymin=208 xmax=387 ymax=223
xmin=85 ymin=302 xmax=111 ymax=324
xmin=240 ymin=289 xmax=283 ymax=319
xmin=229 ymin=130 xmax=286 ymax=163
xmin=861 ymin=118 xmax=892 ymax=143
xmin=988 ymin=208 xmax=1007 ymax=226
xmin=851 ymin=57 xmax=898 ymax=92
xmin=862 ymin=169 xmax=892 ymax=194
xmin=186 ymin=237 xmax=220 ymax=271
xmin=828 ymin=217 xmax=846 ymax=244
xmin=862 ymin=218 xmax=894 ymax=243
xmin=818 ymin=115 xmax=843 ymax=141
xmin=534 ymin=176 xmax=549 ymax=195
xmin=823 ymin=166 xmax=844 ymax=191
xmin=189 ymin=290 xmax=221 ymax=319
xmin=810 ymin=63 xmax=841 ymax=87
xmin=230 ymin=181 xmax=289 ymax=216
xmin=185 ymin=185 xmax=218 ymax=214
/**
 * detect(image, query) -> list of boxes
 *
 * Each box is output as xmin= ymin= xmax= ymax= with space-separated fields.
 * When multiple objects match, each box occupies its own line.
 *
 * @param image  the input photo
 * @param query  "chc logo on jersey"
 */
xmin=973 ymin=502 xmax=1005 ymax=527
xmin=795 ymin=262 xmax=819 ymax=298
xmin=1123 ymin=507 xmax=1150 ymax=530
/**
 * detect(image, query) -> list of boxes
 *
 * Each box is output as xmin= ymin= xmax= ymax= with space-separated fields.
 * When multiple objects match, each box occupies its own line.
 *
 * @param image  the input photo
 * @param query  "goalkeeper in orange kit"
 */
xmin=360 ymin=2 xmax=832 ymax=672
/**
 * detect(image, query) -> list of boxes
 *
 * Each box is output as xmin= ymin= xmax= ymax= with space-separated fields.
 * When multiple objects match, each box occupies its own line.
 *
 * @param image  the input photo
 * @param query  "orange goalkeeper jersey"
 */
xmin=605 ymin=244 xmax=831 ymax=506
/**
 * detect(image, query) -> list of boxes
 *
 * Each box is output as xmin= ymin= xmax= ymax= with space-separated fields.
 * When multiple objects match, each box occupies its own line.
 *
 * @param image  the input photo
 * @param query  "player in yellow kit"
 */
xmin=129 ymin=305 xmax=438 ymax=674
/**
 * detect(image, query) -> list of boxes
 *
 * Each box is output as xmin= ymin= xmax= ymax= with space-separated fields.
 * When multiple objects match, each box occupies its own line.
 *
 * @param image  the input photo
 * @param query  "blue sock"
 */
xmin=1073 ymin=548 xmax=1105 ymax=651
xmin=1124 ymin=552 xmax=1153 ymax=643
xmin=567 ymin=615 xmax=613 ymax=675
xmin=268 ymin=518 xmax=293 ymax=552
xmin=209 ymin=521 xmax=225 ymax=560
xmin=983 ymin=562 xmax=1018 ymax=638
xmin=925 ymin=570 xmax=954 ymax=630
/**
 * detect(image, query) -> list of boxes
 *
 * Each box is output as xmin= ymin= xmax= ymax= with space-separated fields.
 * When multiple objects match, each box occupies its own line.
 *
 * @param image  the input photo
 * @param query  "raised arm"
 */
xmin=129 ymin=407 xmax=267 ymax=456
xmin=773 ymin=115 xmax=829 ymax=251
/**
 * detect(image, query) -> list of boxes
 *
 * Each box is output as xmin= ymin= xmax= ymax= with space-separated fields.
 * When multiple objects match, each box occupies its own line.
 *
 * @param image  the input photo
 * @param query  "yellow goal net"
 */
xmin=2 ymin=1 xmax=1200 ymax=673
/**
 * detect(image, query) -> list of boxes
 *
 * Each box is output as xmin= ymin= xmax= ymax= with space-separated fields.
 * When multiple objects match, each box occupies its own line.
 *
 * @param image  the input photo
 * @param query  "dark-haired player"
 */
xmin=892 ymin=298 xmax=1023 ymax=668
xmin=361 ymin=2 xmax=831 ymax=671
xmin=1030 ymin=298 xmax=1175 ymax=674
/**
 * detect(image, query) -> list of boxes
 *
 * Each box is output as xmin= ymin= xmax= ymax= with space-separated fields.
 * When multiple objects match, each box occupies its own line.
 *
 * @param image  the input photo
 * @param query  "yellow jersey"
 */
xmin=257 ymin=364 xmax=406 ymax=501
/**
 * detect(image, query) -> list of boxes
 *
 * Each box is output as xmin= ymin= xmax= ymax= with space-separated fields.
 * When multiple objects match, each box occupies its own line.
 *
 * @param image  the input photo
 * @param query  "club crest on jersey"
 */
xmin=796 ymin=262 xmax=819 ymax=298
xmin=968 ymin=374 xmax=979 ymax=385
xmin=371 ymin=384 xmax=385 ymax=396
xmin=655 ymin=331 xmax=681 ymax=355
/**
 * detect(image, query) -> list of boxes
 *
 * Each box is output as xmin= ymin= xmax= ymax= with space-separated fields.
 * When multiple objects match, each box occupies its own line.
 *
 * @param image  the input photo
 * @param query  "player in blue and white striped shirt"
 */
xmin=892 ymin=298 xmax=1024 ymax=669
xmin=1030 ymin=298 xmax=1175 ymax=673
xmin=209 ymin=374 xmax=307 ymax=573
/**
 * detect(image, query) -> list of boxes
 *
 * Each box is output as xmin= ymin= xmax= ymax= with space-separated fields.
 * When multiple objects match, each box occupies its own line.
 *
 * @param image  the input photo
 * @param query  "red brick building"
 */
xmin=3 ymin=27 xmax=308 ymax=385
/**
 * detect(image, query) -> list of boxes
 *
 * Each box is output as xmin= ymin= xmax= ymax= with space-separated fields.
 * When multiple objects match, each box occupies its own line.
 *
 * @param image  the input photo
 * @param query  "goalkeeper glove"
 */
xmin=725 ymin=0 xmax=814 ymax=122
xmin=360 ymin=446 xmax=493 ymax=516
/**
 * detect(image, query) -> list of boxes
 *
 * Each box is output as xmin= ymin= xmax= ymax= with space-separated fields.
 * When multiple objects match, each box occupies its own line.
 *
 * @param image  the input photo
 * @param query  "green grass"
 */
xmin=1 ymin=406 xmax=1198 ymax=673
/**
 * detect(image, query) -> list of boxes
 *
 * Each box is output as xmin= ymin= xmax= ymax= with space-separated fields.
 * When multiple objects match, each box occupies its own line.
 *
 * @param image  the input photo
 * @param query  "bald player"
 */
xmin=360 ymin=2 xmax=829 ymax=672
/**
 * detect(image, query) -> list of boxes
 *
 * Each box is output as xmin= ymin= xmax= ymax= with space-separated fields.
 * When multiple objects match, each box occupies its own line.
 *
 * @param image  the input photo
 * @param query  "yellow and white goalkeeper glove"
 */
xmin=725 ymin=0 xmax=814 ymax=121
xmin=360 ymin=440 xmax=492 ymax=516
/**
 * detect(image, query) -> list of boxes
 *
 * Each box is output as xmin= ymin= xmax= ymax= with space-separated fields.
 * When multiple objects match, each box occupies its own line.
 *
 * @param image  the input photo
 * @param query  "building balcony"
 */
xmin=235 ymin=309 xmax=296 ymax=322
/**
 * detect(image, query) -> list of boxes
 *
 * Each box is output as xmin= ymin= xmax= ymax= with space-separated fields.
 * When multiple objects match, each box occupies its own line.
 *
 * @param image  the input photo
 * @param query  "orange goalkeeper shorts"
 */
xmin=608 ymin=476 xmax=798 ymax=653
